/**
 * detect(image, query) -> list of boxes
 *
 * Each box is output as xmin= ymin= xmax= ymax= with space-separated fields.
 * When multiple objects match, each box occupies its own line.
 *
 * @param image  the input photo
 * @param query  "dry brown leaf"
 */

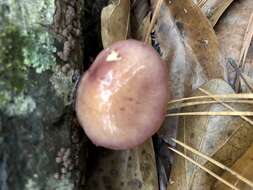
xmin=241 ymin=41 xmax=253 ymax=92
xmin=197 ymin=0 xmax=234 ymax=26
xmin=153 ymin=0 xmax=226 ymax=170
xmin=152 ymin=0 xmax=225 ymax=100
xmin=240 ymin=73 xmax=253 ymax=93
xmin=131 ymin=0 xmax=151 ymax=41
xmin=171 ymin=138 xmax=253 ymax=189
xmin=85 ymin=140 xmax=158 ymax=190
xmin=215 ymin=0 xmax=253 ymax=89
xmin=168 ymin=79 xmax=253 ymax=190
xmin=244 ymin=41 xmax=253 ymax=77
xmin=214 ymin=142 xmax=253 ymax=190
xmin=101 ymin=0 xmax=130 ymax=48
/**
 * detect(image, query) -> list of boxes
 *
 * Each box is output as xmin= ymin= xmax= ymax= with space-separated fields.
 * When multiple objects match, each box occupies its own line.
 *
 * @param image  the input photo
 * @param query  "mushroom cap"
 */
xmin=76 ymin=39 xmax=169 ymax=150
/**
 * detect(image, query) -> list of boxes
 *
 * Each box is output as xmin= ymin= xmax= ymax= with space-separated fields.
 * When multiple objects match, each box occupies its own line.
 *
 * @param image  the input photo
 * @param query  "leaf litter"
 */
xmin=83 ymin=0 xmax=253 ymax=189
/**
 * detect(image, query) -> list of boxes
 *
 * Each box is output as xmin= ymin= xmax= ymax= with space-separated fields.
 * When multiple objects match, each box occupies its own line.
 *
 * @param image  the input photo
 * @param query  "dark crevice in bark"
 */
xmin=82 ymin=0 xmax=108 ymax=71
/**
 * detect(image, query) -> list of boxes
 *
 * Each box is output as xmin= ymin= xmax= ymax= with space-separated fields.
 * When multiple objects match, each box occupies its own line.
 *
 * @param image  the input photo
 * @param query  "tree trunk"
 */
xmin=0 ymin=0 xmax=86 ymax=189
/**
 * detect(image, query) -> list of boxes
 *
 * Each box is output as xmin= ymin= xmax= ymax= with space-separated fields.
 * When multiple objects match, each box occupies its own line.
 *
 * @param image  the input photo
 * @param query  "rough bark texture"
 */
xmin=0 ymin=0 xmax=86 ymax=189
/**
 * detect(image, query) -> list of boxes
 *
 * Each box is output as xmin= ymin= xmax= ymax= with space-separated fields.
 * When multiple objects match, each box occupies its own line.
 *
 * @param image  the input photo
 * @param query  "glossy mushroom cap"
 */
xmin=76 ymin=39 xmax=169 ymax=150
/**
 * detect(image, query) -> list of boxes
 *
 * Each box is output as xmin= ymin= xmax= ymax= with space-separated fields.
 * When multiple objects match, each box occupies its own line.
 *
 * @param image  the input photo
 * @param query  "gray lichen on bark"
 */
xmin=0 ymin=0 xmax=85 ymax=189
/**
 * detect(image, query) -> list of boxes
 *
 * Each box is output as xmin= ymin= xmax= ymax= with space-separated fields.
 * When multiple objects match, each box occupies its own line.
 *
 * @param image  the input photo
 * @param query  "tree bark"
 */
xmin=0 ymin=0 xmax=86 ymax=189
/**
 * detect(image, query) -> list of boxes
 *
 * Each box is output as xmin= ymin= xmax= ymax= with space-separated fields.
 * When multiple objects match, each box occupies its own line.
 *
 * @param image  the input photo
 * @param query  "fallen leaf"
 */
xmin=168 ymin=79 xmax=253 ymax=190
xmin=197 ymin=0 xmax=234 ymax=26
xmin=152 ymin=0 xmax=225 ymax=99
xmin=101 ymin=0 xmax=130 ymax=48
xmin=85 ymin=140 xmax=159 ymax=190
xmin=244 ymin=41 xmax=253 ymax=77
xmin=130 ymin=0 xmax=151 ymax=41
xmin=241 ymin=41 xmax=253 ymax=93
xmin=215 ymin=0 xmax=253 ymax=90
xmin=214 ymin=142 xmax=253 ymax=190
xmin=152 ymin=2 xmax=226 ymax=188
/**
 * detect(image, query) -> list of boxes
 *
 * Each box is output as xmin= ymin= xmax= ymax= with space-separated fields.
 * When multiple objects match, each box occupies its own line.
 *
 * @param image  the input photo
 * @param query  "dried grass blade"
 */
xmin=168 ymin=94 xmax=253 ymax=105
xmin=199 ymin=88 xmax=253 ymax=126
xmin=197 ymin=0 xmax=208 ymax=8
xmin=171 ymin=138 xmax=253 ymax=188
xmin=168 ymin=100 xmax=253 ymax=110
xmin=167 ymin=111 xmax=253 ymax=117
xmin=168 ymin=147 xmax=240 ymax=190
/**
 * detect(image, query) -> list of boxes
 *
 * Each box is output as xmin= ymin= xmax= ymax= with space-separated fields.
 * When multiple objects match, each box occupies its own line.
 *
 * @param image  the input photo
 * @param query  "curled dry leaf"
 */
xmin=215 ymin=0 xmax=253 ymax=89
xmin=152 ymin=0 xmax=225 ymax=99
xmin=214 ymin=142 xmax=253 ymax=190
xmin=85 ymin=140 xmax=158 ymax=190
xmin=101 ymin=0 xmax=130 ymax=48
xmin=196 ymin=0 xmax=234 ymax=26
xmin=168 ymin=79 xmax=253 ymax=190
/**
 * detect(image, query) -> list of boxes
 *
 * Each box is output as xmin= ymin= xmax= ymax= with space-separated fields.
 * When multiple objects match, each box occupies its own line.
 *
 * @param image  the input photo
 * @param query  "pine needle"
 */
xmin=168 ymin=147 xmax=240 ymax=190
xmin=171 ymin=138 xmax=253 ymax=189
xmin=168 ymin=94 xmax=253 ymax=105
xmin=197 ymin=0 xmax=208 ymax=8
xmin=199 ymin=88 xmax=253 ymax=126
xmin=167 ymin=111 xmax=253 ymax=117
xmin=167 ymin=100 xmax=253 ymax=110
xmin=144 ymin=0 xmax=163 ymax=43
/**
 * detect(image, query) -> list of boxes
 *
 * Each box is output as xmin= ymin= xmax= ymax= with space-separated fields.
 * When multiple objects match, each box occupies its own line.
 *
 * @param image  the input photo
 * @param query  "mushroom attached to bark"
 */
xmin=76 ymin=39 xmax=169 ymax=150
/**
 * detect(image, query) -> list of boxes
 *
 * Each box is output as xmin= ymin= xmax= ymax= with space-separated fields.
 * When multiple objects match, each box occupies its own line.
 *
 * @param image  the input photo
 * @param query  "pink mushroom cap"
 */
xmin=76 ymin=39 xmax=169 ymax=150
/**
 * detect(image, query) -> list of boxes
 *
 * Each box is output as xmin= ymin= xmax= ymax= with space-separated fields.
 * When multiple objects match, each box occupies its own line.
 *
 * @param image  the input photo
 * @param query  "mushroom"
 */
xmin=76 ymin=39 xmax=169 ymax=150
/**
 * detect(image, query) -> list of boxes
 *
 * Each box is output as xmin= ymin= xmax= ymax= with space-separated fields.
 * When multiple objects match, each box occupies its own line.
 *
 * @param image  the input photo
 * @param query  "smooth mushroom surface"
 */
xmin=76 ymin=39 xmax=169 ymax=150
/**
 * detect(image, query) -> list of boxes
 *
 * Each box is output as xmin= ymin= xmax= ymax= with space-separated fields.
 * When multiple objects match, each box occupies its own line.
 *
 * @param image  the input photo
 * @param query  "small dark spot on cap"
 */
xmin=120 ymin=107 xmax=125 ymax=111
xmin=141 ymin=150 xmax=146 ymax=155
xmin=120 ymin=181 xmax=124 ymax=186
xmin=128 ymin=156 xmax=132 ymax=161
xmin=136 ymin=101 xmax=141 ymax=105
xmin=127 ymin=97 xmax=133 ymax=101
